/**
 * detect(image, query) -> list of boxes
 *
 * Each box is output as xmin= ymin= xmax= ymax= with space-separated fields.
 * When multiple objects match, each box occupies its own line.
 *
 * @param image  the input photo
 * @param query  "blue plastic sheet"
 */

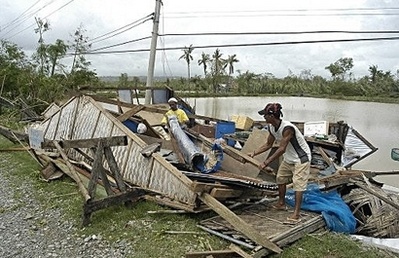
xmin=286 ymin=183 xmax=356 ymax=234
xmin=195 ymin=143 xmax=223 ymax=174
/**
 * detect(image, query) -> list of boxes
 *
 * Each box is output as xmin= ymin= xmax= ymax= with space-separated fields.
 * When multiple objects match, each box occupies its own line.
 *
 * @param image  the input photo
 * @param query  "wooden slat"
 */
xmin=210 ymin=188 xmax=243 ymax=199
xmin=42 ymin=136 xmax=128 ymax=149
xmin=104 ymin=146 xmax=127 ymax=192
xmin=199 ymin=193 xmax=282 ymax=254
xmin=185 ymin=250 xmax=242 ymax=258
xmin=52 ymin=140 xmax=91 ymax=201
xmin=117 ymin=105 xmax=144 ymax=122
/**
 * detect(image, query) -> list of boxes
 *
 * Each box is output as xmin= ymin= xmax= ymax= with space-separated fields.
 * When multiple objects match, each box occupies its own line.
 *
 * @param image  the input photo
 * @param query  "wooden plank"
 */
xmin=253 ymin=215 xmax=325 ymax=258
xmin=116 ymin=105 xmax=144 ymax=122
xmin=229 ymin=244 xmax=253 ymax=258
xmin=42 ymin=136 xmax=128 ymax=149
xmin=198 ymin=193 xmax=282 ymax=254
xmin=210 ymin=188 xmax=243 ymax=200
xmin=98 ymin=164 xmax=114 ymax=196
xmin=317 ymin=146 xmax=333 ymax=166
xmin=191 ymin=182 xmax=230 ymax=193
xmin=104 ymin=146 xmax=127 ymax=192
xmin=87 ymin=141 xmax=104 ymax=198
xmin=185 ymin=250 xmax=242 ymax=258
xmin=0 ymin=125 xmax=29 ymax=143
xmin=52 ymin=140 xmax=91 ymax=201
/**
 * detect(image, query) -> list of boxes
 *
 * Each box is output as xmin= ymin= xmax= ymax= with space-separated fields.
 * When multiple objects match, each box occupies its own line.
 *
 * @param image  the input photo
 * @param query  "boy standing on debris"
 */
xmin=249 ymin=103 xmax=311 ymax=223
xmin=161 ymin=97 xmax=190 ymax=127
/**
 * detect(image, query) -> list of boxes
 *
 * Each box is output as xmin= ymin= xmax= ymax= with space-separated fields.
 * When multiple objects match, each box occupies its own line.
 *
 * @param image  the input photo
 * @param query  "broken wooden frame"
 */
xmin=42 ymin=136 xmax=147 ymax=226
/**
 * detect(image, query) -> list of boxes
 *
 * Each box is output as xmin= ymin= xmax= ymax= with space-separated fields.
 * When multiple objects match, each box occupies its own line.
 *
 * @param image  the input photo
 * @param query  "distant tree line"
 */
xmin=176 ymin=47 xmax=399 ymax=99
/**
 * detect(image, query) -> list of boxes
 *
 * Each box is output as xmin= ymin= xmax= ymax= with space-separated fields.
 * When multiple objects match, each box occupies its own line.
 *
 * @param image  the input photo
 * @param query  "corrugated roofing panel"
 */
xmin=36 ymin=95 xmax=197 ymax=208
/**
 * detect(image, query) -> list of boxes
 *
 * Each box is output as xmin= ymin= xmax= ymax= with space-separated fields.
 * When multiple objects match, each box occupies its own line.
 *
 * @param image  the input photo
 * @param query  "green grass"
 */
xmin=0 ymin=135 xmax=396 ymax=257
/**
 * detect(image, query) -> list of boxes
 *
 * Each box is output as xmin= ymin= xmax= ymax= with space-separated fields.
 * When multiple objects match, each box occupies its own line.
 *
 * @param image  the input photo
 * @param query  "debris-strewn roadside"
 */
xmin=0 ymin=154 xmax=133 ymax=258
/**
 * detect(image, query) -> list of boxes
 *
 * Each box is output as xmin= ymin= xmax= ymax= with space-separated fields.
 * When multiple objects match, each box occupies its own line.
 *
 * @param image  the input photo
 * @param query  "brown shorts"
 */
xmin=276 ymin=160 xmax=310 ymax=191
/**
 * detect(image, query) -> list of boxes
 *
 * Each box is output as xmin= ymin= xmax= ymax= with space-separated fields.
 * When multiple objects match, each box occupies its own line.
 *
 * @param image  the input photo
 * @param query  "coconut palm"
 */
xmin=198 ymin=52 xmax=210 ymax=77
xmin=226 ymin=54 xmax=239 ymax=77
xmin=225 ymin=54 xmax=239 ymax=89
xmin=211 ymin=48 xmax=226 ymax=76
xmin=179 ymin=44 xmax=194 ymax=79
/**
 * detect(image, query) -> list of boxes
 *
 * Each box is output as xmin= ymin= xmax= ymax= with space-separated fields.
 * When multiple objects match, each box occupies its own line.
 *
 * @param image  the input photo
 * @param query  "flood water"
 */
xmin=186 ymin=96 xmax=399 ymax=188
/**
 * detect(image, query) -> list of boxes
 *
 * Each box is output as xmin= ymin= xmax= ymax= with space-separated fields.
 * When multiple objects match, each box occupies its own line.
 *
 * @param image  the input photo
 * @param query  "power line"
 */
xmin=1 ymin=0 xmax=42 ymax=31
xmin=1 ymin=0 xmax=62 ymax=38
xmin=160 ymin=30 xmax=399 ymax=37
xmin=88 ymin=13 xmax=154 ymax=44
xmin=81 ymin=36 xmax=399 ymax=55
xmin=4 ymin=0 xmax=76 ymax=40
xmin=166 ymin=7 xmax=399 ymax=15
xmin=84 ymin=30 xmax=399 ymax=53
xmin=90 ymin=36 xmax=152 ymax=52
xmin=164 ymin=7 xmax=399 ymax=18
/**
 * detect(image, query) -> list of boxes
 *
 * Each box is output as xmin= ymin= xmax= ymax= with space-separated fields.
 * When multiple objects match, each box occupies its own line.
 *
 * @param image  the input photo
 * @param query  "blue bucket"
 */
xmin=215 ymin=121 xmax=236 ymax=146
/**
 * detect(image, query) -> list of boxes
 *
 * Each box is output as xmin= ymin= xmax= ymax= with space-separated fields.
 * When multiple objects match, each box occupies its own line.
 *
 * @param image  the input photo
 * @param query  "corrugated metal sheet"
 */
xmin=36 ymin=95 xmax=197 ymax=208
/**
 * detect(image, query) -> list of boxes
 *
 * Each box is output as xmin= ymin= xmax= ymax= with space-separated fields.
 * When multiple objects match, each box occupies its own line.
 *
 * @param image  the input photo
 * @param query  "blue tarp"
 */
xmin=195 ymin=143 xmax=223 ymax=174
xmin=286 ymin=183 xmax=356 ymax=234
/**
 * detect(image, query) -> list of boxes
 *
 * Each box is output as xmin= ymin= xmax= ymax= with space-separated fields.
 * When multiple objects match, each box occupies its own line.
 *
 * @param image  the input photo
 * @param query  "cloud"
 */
xmin=2 ymin=0 xmax=399 ymax=79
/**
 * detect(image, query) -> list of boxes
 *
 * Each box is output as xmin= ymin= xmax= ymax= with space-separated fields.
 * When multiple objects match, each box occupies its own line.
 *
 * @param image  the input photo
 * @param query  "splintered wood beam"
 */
xmin=52 ymin=140 xmax=91 ymax=201
xmin=198 ymin=192 xmax=282 ymax=254
xmin=42 ymin=136 xmax=128 ymax=149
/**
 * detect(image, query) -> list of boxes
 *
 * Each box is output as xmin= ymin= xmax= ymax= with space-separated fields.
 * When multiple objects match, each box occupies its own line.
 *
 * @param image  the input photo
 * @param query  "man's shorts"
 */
xmin=276 ymin=160 xmax=310 ymax=191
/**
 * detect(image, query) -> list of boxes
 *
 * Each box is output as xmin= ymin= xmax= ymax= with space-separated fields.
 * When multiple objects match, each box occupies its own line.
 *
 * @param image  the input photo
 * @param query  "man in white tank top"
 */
xmin=249 ymin=103 xmax=311 ymax=223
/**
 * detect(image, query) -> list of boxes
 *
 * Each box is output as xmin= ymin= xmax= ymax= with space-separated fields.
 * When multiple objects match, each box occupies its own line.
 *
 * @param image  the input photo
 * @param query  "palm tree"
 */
xmin=211 ymin=48 xmax=227 ymax=75
xmin=179 ymin=44 xmax=194 ymax=79
xmin=198 ymin=52 xmax=210 ymax=77
xmin=225 ymin=54 xmax=239 ymax=89
xmin=368 ymin=65 xmax=379 ymax=83
xmin=226 ymin=54 xmax=239 ymax=77
xmin=211 ymin=48 xmax=226 ymax=93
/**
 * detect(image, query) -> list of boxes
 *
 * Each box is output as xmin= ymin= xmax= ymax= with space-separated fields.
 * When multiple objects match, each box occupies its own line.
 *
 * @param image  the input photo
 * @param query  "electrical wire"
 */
xmin=90 ymin=36 xmax=152 ymax=52
xmin=1 ymin=0 xmax=42 ymax=31
xmin=81 ymin=30 xmax=399 ymax=54
xmin=80 ymin=36 xmax=399 ymax=55
xmin=159 ymin=30 xmax=399 ymax=37
xmin=1 ymin=0 xmax=65 ymax=38
xmin=88 ymin=14 xmax=154 ymax=44
xmin=5 ymin=0 xmax=76 ymax=40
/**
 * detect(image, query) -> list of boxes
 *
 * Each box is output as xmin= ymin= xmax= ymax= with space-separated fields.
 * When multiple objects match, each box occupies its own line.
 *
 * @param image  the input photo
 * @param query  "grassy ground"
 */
xmin=0 ymin=134 xmax=396 ymax=257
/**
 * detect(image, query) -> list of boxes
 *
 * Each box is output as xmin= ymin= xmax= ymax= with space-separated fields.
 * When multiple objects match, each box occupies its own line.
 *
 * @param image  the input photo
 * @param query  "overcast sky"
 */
xmin=2 ymin=0 xmax=399 ymax=79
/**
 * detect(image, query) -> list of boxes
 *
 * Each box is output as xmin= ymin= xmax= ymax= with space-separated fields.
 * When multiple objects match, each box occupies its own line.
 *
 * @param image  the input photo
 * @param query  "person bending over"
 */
xmin=249 ymin=103 xmax=311 ymax=223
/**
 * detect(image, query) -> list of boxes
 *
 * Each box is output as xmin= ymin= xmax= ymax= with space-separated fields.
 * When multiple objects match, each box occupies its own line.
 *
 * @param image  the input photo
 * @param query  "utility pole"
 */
xmin=144 ymin=0 xmax=162 ymax=105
